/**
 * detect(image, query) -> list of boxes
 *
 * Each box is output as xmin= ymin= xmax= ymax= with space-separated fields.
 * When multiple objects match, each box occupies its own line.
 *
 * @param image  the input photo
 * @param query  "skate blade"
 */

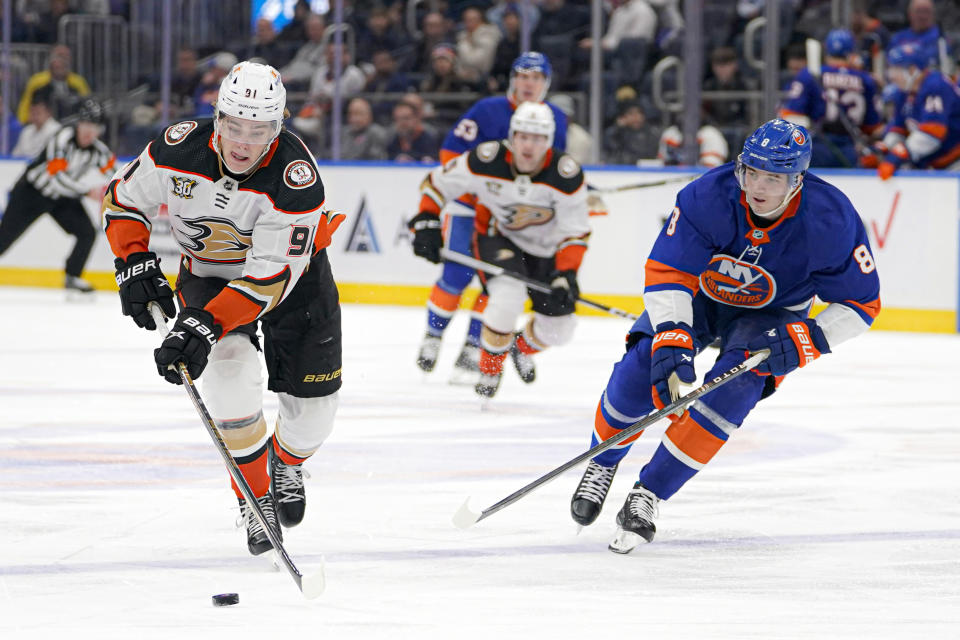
xmin=608 ymin=527 xmax=647 ymax=554
xmin=452 ymin=497 xmax=481 ymax=529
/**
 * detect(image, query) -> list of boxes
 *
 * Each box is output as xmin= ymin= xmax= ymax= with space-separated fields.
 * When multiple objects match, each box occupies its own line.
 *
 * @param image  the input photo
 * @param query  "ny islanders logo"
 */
xmin=699 ymin=254 xmax=776 ymax=307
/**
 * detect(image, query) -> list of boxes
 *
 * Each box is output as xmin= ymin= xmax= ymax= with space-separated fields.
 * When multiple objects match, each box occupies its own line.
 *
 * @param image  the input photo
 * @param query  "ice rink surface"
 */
xmin=1 ymin=287 xmax=958 ymax=639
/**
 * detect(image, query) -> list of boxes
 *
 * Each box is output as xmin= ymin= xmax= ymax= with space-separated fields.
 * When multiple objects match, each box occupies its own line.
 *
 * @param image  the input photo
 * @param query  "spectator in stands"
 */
xmin=17 ymin=45 xmax=90 ymax=124
xmin=309 ymin=42 xmax=367 ymax=106
xmin=243 ymin=18 xmax=294 ymax=70
xmin=702 ymin=46 xmax=753 ymax=128
xmin=487 ymin=6 xmax=523 ymax=93
xmin=533 ymin=0 xmax=591 ymax=90
xmin=356 ymin=5 xmax=411 ymax=67
xmin=280 ymin=13 xmax=327 ymax=91
xmin=412 ymin=12 xmax=455 ymax=74
xmin=782 ymin=42 xmax=807 ymax=87
xmin=420 ymin=44 xmax=477 ymax=130
xmin=192 ymin=52 xmax=237 ymax=117
xmin=889 ymin=0 xmax=941 ymax=64
xmin=456 ymin=7 xmax=502 ymax=84
xmin=18 ymin=0 xmax=72 ymax=44
xmin=550 ymin=93 xmax=593 ymax=165
xmin=603 ymin=100 xmax=659 ymax=165
xmin=13 ymin=87 xmax=59 ymax=158
xmin=341 ymin=97 xmax=388 ymax=161
xmin=386 ymin=99 xmax=440 ymax=163
xmin=487 ymin=1 xmax=539 ymax=39
xmin=278 ymin=0 xmax=313 ymax=47
xmin=364 ymin=49 xmax=414 ymax=123
xmin=579 ymin=0 xmax=657 ymax=88
xmin=850 ymin=1 xmax=890 ymax=71
xmin=396 ymin=92 xmax=439 ymax=141
xmin=1 ymin=89 xmax=22 ymax=154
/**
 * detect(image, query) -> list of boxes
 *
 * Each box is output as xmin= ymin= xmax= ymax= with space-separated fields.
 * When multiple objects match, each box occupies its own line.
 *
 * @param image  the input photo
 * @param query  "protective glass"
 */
xmin=219 ymin=114 xmax=280 ymax=145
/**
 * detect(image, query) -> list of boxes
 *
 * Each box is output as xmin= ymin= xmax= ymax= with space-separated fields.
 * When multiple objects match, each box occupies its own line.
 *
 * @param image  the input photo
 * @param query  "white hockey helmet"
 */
xmin=508 ymin=101 xmax=555 ymax=149
xmin=214 ymin=61 xmax=286 ymax=150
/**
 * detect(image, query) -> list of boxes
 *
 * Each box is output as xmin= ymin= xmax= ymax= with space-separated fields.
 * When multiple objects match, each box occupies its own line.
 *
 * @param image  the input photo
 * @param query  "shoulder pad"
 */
xmin=163 ymin=120 xmax=199 ymax=146
xmin=476 ymin=141 xmax=501 ymax=162
xmin=557 ymin=154 xmax=581 ymax=179
xmin=241 ymin=131 xmax=326 ymax=214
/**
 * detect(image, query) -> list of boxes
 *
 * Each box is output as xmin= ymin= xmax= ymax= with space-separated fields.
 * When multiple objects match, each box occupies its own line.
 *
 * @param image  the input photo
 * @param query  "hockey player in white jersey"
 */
xmin=102 ymin=61 xmax=345 ymax=556
xmin=409 ymin=102 xmax=590 ymax=399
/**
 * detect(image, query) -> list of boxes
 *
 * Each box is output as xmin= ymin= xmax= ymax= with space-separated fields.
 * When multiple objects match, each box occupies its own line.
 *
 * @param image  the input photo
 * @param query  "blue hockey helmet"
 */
xmin=737 ymin=119 xmax=811 ymax=214
xmin=824 ymin=29 xmax=855 ymax=58
xmin=509 ymin=51 xmax=552 ymax=101
xmin=886 ymin=42 xmax=934 ymax=69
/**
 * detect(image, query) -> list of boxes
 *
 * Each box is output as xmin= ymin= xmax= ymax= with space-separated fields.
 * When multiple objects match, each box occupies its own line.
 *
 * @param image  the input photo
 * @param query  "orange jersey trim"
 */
xmin=844 ymin=297 xmax=881 ymax=319
xmin=104 ymin=218 xmax=150 ymax=260
xmin=917 ymin=122 xmax=948 ymax=139
xmin=46 ymin=157 xmax=68 ymax=175
xmin=439 ymin=149 xmax=459 ymax=164
xmin=205 ymin=287 xmax=264 ymax=335
xmin=645 ymin=258 xmax=700 ymax=294
xmin=555 ymin=244 xmax=586 ymax=272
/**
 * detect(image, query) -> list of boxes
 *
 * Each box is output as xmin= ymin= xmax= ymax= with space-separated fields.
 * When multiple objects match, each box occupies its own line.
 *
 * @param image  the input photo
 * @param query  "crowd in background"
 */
xmin=2 ymin=0 xmax=960 ymax=167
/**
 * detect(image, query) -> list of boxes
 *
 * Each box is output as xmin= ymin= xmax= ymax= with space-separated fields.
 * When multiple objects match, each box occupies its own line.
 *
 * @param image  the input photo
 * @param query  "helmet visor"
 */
xmin=219 ymin=114 xmax=280 ymax=145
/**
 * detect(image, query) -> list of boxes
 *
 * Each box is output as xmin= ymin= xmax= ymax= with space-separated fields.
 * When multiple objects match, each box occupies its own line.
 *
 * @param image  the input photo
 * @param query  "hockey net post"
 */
xmin=440 ymin=249 xmax=640 ymax=321
xmin=452 ymin=349 xmax=770 ymax=529
xmin=148 ymin=303 xmax=325 ymax=599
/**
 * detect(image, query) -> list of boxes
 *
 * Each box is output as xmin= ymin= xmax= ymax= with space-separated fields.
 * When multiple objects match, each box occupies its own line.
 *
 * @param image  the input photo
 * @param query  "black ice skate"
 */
xmin=449 ymin=342 xmax=481 ymax=385
xmin=270 ymin=448 xmax=307 ymax=527
xmin=475 ymin=371 xmax=502 ymax=399
xmin=608 ymin=482 xmax=659 ymax=553
xmin=509 ymin=338 xmax=536 ymax=383
xmin=570 ymin=460 xmax=618 ymax=526
xmin=65 ymin=275 xmax=94 ymax=293
xmin=238 ymin=493 xmax=282 ymax=556
xmin=417 ymin=333 xmax=442 ymax=372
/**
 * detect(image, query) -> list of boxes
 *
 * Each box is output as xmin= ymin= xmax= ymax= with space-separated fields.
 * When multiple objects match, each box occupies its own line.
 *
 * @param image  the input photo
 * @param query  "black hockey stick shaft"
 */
xmin=587 ymin=175 xmax=695 ymax=194
xmin=453 ymin=349 xmax=769 ymax=528
xmin=148 ymin=304 xmax=324 ymax=598
xmin=439 ymin=249 xmax=639 ymax=321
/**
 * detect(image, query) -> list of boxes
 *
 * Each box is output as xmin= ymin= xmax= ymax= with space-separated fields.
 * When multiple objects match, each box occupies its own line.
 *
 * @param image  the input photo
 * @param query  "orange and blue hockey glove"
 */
xmin=650 ymin=322 xmax=697 ymax=409
xmin=746 ymin=319 xmax=830 ymax=377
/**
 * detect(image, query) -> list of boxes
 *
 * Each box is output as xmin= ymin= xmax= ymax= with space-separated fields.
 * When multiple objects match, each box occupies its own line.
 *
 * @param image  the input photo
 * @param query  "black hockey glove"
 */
xmin=548 ymin=270 xmax=579 ymax=307
xmin=114 ymin=251 xmax=175 ymax=330
xmin=153 ymin=308 xmax=223 ymax=384
xmin=408 ymin=212 xmax=443 ymax=263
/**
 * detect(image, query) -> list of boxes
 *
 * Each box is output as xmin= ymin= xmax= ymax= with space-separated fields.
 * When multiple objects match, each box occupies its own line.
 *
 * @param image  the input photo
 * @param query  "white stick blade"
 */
xmin=299 ymin=564 xmax=326 ymax=599
xmin=452 ymin=497 xmax=481 ymax=529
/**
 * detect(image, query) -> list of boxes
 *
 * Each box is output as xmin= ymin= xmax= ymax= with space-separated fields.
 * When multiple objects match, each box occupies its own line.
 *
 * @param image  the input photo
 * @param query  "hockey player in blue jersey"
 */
xmin=874 ymin=42 xmax=960 ymax=179
xmin=568 ymin=119 xmax=881 ymax=553
xmin=778 ymin=29 xmax=882 ymax=168
xmin=411 ymin=52 xmax=568 ymax=384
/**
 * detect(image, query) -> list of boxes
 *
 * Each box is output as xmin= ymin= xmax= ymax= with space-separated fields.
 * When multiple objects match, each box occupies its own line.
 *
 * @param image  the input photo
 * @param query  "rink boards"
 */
xmin=0 ymin=157 xmax=956 ymax=332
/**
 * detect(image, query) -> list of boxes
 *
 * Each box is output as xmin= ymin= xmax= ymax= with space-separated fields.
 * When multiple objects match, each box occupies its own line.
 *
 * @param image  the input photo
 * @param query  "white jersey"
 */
xmin=23 ymin=125 xmax=114 ymax=199
xmin=420 ymin=140 xmax=589 ymax=259
xmin=103 ymin=119 xmax=326 ymax=321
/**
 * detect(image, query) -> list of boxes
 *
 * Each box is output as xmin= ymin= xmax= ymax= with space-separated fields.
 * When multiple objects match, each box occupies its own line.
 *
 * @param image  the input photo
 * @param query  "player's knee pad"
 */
xmin=202 ymin=334 xmax=263 ymax=421
xmin=482 ymin=276 xmax=527 ymax=333
xmin=531 ymin=313 xmax=576 ymax=347
xmin=275 ymin=391 xmax=339 ymax=456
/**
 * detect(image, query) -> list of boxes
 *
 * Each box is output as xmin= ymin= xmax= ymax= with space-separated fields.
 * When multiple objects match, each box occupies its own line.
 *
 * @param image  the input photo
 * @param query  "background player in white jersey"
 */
xmin=413 ymin=52 xmax=568 ymax=385
xmin=0 ymin=99 xmax=114 ymax=294
xmin=410 ymin=103 xmax=589 ymax=399
xmin=102 ymin=62 xmax=345 ymax=556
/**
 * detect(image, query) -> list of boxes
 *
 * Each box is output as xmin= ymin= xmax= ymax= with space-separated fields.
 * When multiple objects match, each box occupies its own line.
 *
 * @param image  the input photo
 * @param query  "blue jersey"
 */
xmin=440 ymin=96 xmax=568 ymax=161
xmin=889 ymin=26 xmax=942 ymax=66
xmin=781 ymin=65 xmax=881 ymax=135
xmin=642 ymin=164 xmax=881 ymax=342
xmin=885 ymin=70 xmax=960 ymax=169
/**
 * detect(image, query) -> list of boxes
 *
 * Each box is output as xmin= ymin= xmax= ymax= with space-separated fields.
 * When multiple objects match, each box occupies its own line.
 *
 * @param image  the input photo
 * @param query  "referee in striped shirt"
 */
xmin=0 ymin=98 xmax=115 ymax=293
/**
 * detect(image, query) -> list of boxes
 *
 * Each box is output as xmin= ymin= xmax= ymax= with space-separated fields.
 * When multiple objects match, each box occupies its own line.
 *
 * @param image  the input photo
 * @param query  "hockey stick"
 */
xmin=148 ymin=304 xmax=325 ymax=599
xmin=440 ymin=248 xmax=639 ymax=321
xmin=452 ymin=348 xmax=770 ymax=529
xmin=587 ymin=175 xmax=694 ymax=195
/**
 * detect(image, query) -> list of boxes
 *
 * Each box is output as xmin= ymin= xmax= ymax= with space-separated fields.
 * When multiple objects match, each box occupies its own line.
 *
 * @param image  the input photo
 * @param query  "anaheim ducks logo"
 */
xmin=699 ymin=254 xmax=776 ymax=308
xmin=179 ymin=217 xmax=253 ymax=264
xmin=164 ymin=121 xmax=197 ymax=145
xmin=502 ymin=203 xmax=554 ymax=230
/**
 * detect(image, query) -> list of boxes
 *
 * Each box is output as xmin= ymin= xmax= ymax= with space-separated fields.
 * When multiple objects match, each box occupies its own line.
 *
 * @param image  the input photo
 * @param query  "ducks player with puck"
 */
xmin=102 ymin=61 xmax=344 ymax=555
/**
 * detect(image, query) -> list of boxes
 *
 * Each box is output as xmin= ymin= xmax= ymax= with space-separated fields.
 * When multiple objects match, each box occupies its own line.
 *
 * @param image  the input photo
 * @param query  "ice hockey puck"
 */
xmin=212 ymin=593 xmax=239 ymax=607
